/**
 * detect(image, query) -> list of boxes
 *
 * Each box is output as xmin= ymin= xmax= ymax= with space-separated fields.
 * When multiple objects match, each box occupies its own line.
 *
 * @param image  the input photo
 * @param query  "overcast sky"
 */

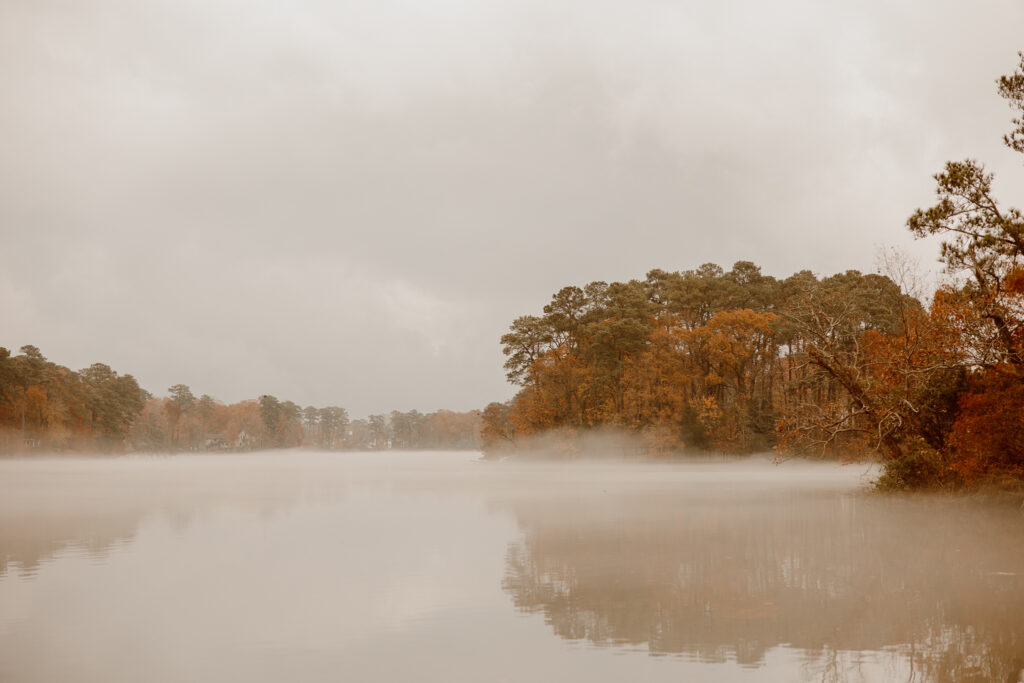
xmin=2 ymin=0 xmax=1023 ymax=416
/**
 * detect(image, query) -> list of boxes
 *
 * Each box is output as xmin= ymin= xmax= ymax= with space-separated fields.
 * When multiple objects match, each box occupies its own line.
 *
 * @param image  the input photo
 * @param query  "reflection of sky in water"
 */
xmin=0 ymin=453 xmax=1022 ymax=682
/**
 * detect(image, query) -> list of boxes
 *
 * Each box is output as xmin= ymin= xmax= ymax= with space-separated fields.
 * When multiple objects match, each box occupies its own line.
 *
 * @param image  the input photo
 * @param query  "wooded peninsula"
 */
xmin=480 ymin=54 xmax=1024 ymax=491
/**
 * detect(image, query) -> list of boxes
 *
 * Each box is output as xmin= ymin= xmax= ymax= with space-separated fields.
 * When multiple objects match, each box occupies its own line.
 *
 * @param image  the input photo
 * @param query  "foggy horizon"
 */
xmin=4 ymin=0 xmax=1024 ymax=415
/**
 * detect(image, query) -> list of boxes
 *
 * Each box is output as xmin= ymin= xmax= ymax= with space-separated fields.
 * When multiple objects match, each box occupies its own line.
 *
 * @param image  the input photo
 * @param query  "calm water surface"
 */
xmin=1 ymin=452 xmax=1023 ymax=682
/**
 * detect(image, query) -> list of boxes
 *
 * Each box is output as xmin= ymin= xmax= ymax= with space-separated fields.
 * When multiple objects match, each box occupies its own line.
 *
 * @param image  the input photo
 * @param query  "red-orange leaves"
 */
xmin=947 ymin=372 xmax=1024 ymax=485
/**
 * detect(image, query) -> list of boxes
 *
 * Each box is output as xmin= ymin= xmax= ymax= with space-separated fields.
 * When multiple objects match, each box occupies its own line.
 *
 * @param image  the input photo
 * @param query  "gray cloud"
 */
xmin=2 ymin=0 xmax=1023 ymax=414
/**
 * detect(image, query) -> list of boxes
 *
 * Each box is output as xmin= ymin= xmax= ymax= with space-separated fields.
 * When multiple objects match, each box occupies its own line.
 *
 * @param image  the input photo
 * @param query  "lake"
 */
xmin=1 ymin=452 xmax=1022 ymax=682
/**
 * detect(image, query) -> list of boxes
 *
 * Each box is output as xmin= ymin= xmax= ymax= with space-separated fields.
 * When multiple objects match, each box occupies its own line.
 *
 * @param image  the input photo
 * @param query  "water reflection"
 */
xmin=500 ymin=488 xmax=1024 ymax=681
xmin=3 ymin=454 xmax=1024 ymax=682
xmin=0 ymin=457 xmax=322 ymax=577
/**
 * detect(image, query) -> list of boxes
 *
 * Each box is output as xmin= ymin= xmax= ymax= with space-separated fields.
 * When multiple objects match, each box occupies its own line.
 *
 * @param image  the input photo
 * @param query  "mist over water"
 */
xmin=1 ymin=452 xmax=1022 ymax=682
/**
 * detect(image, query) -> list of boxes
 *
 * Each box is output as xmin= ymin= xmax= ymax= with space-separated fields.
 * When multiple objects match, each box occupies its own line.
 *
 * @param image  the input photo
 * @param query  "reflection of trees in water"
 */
xmin=903 ymin=629 xmax=1024 ymax=683
xmin=1 ymin=506 xmax=143 ymax=576
xmin=501 ymin=491 xmax=1024 ymax=680
xmin=0 ymin=464 xmax=326 ymax=577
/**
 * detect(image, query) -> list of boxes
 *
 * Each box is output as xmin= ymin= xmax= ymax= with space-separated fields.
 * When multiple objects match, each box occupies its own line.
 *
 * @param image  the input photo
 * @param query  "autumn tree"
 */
xmin=368 ymin=414 xmax=388 ymax=449
xmin=258 ymin=394 xmax=282 ymax=447
xmin=681 ymin=309 xmax=779 ymax=450
xmin=480 ymin=401 xmax=515 ymax=453
xmin=198 ymin=394 xmax=218 ymax=440
xmin=166 ymin=384 xmax=196 ymax=449
xmin=894 ymin=53 xmax=1024 ymax=485
xmin=79 ymin=363 xmax=147 ymax=449
xmin=131 ymin=398 xmax=172 ymax=451
xmin=578 ymin=280 xmax=653 ymax=420
xmin=318 ymin=406 xmax=349 ymax=449
xmin=777 ymin=272 xmax=928 ymax=460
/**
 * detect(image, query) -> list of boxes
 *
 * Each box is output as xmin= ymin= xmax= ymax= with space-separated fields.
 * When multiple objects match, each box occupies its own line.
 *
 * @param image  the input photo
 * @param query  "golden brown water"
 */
xmin=1 ymin=452 xmax=1022 ymax=682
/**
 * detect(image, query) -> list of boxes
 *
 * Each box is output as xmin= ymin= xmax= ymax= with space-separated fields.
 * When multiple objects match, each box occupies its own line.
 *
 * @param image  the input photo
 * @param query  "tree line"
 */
xmin=482 ymin=54 xmax=1024 ymax=490
xmin=0 ymin=348 xmax=481 ymax=453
